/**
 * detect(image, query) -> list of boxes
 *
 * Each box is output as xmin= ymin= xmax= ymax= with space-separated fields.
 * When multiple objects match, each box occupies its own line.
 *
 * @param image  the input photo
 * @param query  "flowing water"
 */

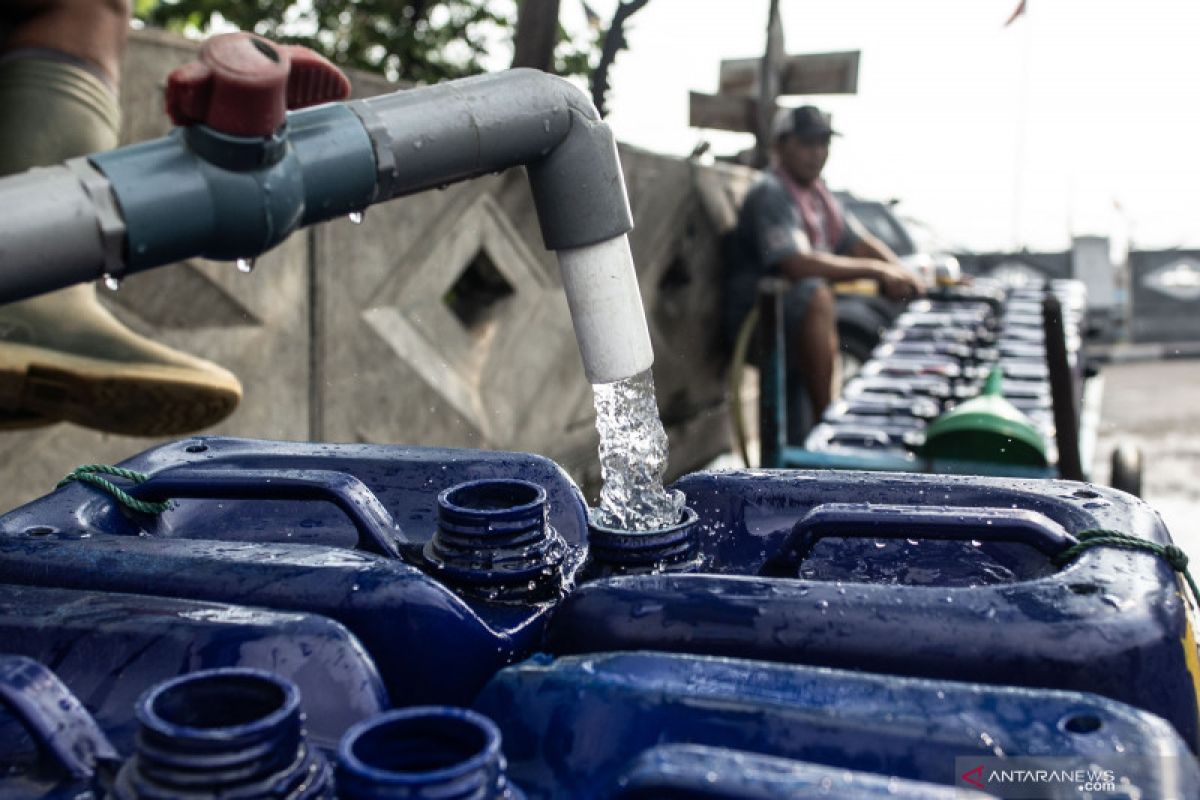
xmin=591 ymin=368 xmax=685 ymax=531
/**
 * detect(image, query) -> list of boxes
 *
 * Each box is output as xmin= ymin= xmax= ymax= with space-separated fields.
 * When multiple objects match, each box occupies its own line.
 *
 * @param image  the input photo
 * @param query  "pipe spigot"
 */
xmin=166 ymin=32 xmax=350 ymax=139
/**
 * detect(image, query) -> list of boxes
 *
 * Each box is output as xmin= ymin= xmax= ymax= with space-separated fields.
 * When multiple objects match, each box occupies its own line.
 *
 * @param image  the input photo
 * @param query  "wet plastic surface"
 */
xmin=548 ymin=468 xmax=1200 ymax=748
xmin=0 ymin=435 xmax=1197 ymax=797
xmin=475 ymin=651 xmax=1199 ymax=799
xmin=0 ymin=437 xmax=589 ymax=709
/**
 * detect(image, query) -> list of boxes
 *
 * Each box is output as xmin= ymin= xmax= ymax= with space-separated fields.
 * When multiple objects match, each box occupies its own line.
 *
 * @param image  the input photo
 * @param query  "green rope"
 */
xmin=57 ymin=465 xmax=170 ymax=515
xmin=1055 ymin=528 xmax=1200 ymax=610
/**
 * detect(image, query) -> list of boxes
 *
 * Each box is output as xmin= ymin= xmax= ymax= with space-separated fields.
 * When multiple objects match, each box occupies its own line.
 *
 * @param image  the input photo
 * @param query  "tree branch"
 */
xmin=590 ymin=0 xmax=650 ymax=117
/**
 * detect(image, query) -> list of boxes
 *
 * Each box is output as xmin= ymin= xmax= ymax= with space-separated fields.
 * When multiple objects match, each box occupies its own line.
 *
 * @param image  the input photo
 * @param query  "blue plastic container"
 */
xmin=3 ymin=434 xmax=1199 ymax=796
xmin=547 ymin=469 xmax=1200 ymax=749
xmin=0 ymin=655 xmax=117 ymax=800
xmin=0 ymin=583 xmax=387 ymax=751
xmin=0 ymin=437 xmax=588 ymax=707
xmin=473 ymin=651 xmax=1199 ymax=799
xmin=613 ymin=745 xmax=985 ymax=799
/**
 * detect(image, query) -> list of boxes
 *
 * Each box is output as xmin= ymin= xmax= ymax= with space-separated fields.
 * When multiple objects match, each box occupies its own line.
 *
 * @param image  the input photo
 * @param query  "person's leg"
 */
xmin=786 ymin=280 xmax=838 ymax=423
xmin=1 ymin=0 xmax=131 ymax=90
xmin=0 ymin=3 xmax=242 ymax=436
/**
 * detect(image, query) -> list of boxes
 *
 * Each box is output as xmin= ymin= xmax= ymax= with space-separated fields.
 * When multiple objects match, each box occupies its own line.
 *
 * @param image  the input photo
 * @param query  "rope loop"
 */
xmin=1056 ymin=528 xmax=1199 ymax=612
xmin=57 ymin=465 xmax=170 ymax=515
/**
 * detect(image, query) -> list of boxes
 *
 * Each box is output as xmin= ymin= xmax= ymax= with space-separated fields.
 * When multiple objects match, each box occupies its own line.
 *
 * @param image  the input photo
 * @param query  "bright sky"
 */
xmin=549 ymin=0 xmax=1200 ymax=253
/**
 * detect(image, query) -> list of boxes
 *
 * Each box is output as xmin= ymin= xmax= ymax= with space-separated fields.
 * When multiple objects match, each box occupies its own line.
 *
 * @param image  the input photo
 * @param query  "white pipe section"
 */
xmin=556 ymin=235 xmax=654 ymax=385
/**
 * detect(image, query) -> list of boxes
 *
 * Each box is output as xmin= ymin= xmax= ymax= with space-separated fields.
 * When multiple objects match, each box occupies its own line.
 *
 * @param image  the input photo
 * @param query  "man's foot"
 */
xmin=0 ymin=284 xmax=241 ymax=436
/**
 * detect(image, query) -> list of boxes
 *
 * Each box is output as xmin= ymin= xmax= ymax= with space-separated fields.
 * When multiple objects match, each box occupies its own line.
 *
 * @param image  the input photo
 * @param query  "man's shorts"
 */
xmin=723 ymin=275 xmax=825 ymax=358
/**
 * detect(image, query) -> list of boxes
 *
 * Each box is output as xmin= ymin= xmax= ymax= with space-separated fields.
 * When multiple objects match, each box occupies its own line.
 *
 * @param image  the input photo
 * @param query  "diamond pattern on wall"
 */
xmin=361 ymin=194 xmax=553 ymax=441
xmin=1143 ymin=258 xmax=1200 ymax=302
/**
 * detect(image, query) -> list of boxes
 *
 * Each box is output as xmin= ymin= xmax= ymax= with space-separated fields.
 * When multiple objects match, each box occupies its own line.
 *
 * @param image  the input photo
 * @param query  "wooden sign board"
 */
xmin=718 ymin=51 xmax=861 ymax=98
xmin=688 ymin=91 xmax=761 ymax=133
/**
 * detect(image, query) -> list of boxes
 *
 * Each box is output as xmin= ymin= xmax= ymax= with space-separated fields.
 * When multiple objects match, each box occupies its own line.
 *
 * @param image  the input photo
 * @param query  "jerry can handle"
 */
xmin=760 ymin=503 xmax=1077 ymax=578
xmin=0 ymin=655 xmax=119 ymax=782
xmin=131 ymin=466 xmax=406 ymax=558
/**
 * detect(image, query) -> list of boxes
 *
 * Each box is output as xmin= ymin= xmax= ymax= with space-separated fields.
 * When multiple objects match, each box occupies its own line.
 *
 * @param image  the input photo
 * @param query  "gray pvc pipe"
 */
xmin=0 ymin=69 xmax=647 ymax=381
xmin=350 ymin=68 xmax=633 ymax=251
xmin=0 ymin=162 xmax=121 ymax=299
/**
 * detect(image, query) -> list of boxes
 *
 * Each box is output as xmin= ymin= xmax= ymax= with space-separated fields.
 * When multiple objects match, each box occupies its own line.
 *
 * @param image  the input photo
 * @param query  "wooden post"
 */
xmin=754 ymin=0 xmax=785 ymax=168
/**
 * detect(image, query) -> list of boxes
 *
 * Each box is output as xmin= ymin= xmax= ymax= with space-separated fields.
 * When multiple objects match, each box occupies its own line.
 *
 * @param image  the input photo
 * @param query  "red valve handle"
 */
xmin=165 ymin=33 xmax=351 ymax=137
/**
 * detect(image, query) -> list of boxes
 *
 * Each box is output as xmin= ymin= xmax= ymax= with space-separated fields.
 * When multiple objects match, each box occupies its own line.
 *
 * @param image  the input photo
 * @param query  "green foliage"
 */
xmin=136 ymin=0 xmax=593 ymax=84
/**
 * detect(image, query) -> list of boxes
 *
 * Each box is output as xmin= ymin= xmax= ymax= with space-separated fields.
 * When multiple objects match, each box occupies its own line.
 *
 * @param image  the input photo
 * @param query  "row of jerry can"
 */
xmin=804 ymin=278 xmax=1088 ymax=474
xmin=6 ymin=650 xmax=1193 ymax=799
xmin=1 ymin=436 xmax=1198 ymax=797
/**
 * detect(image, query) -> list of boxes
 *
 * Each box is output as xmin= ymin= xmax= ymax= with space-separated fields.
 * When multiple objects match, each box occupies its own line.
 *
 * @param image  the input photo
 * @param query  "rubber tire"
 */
xmin=1110 ymin=443 xmax=1144 ymax=498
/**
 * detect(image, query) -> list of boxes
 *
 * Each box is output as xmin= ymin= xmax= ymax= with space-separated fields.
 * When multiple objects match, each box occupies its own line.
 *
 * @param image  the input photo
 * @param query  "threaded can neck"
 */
xmin=114 ymin=668 xmax=332 ymax=799
xmin=425 ymin=479 xmax=566 ymax=603
xmin=337 ymin=706 xmax=520 ymax=800
xmin=584 ymin=506 xmax=701 ymax=579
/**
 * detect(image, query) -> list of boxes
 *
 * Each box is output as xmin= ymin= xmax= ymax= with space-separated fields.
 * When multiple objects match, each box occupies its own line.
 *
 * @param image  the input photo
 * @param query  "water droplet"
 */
xmin=235 ymin=257 xmax=255 ymax=274
xmin=102 ymin=274 xmax=121 ymax=291
xmin=348 ymin=210 xmax=364 ymax=224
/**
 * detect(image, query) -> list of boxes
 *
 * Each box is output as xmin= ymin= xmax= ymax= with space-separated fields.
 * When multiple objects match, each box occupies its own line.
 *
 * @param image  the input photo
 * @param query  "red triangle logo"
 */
xmin=961 ymin=765 xmax=987 ymax=789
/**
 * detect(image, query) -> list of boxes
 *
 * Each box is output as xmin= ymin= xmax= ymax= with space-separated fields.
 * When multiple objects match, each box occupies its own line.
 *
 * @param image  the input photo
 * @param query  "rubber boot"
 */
xmin=0 ymin=57 xmax=242 ymax=435
xmin=0 ymin=284 xmax=242 ymax=436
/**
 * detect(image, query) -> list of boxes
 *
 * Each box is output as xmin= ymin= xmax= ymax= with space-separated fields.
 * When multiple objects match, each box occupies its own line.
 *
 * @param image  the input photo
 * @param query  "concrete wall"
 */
xmin=1129 ymin=250 xmax=1200 ymax=344
xmin=0 ymin=28 xmax=746 ymax=510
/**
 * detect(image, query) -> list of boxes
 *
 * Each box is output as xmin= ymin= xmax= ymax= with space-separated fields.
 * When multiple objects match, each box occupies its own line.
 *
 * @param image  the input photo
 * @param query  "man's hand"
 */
xmin=874 ymin=262 xmax=924 ymax=302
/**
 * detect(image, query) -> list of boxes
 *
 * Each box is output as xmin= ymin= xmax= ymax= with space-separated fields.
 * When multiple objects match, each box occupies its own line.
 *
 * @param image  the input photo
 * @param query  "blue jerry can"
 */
xmin=10 ymin=652 xmax=1193 ymax=798
xmin=0 ymin=583 xmax=388 ymax=750
xmin=0 ymin=656 xmax=118 ymax=799
xmin=613 ymin=746 xmax=985 ymax=799
xmin=2 ymin=435 xmax=1199 ymax=796
xmin=547 ymin=469 xmax=1200 ymax=749
xmin=0 ymin=437 xmax=588 ymax=707
xmin=472 ymin=651 xmax=1199 ymax=799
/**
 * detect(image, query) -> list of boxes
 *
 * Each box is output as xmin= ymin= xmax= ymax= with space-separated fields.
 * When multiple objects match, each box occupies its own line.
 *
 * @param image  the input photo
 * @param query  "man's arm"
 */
xmin=776 ymin=247 xmax=921 ymax=302
xmin=849 ymin=229 xmax=902 ymax=265
xmin=776 ymin=249 xmax=891 ymax=284
xmin=1 ymin=0 xmax=131 ymax=89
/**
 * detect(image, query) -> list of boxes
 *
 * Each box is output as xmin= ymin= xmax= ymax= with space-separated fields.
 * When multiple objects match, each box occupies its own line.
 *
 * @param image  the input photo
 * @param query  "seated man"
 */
xmin=0 ymin=0 xmax=241 ymax=436
xmin=725 ymin=105 xmax=922 ymax=438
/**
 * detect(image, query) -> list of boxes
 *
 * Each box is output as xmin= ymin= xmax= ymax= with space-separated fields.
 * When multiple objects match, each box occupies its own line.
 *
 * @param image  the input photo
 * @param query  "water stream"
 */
xmin=590 ymin=368 xmax=685 ymax=531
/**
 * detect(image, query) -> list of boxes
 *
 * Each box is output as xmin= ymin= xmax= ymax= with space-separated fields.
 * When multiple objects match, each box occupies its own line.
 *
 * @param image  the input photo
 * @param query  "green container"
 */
xmin=921 ymin=368 xmax=1048 ymax=467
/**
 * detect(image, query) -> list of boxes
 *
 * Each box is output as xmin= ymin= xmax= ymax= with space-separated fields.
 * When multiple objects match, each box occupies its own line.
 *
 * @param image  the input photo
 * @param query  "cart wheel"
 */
xmin=1110 ymin=443 xmax=1144 ymax=497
